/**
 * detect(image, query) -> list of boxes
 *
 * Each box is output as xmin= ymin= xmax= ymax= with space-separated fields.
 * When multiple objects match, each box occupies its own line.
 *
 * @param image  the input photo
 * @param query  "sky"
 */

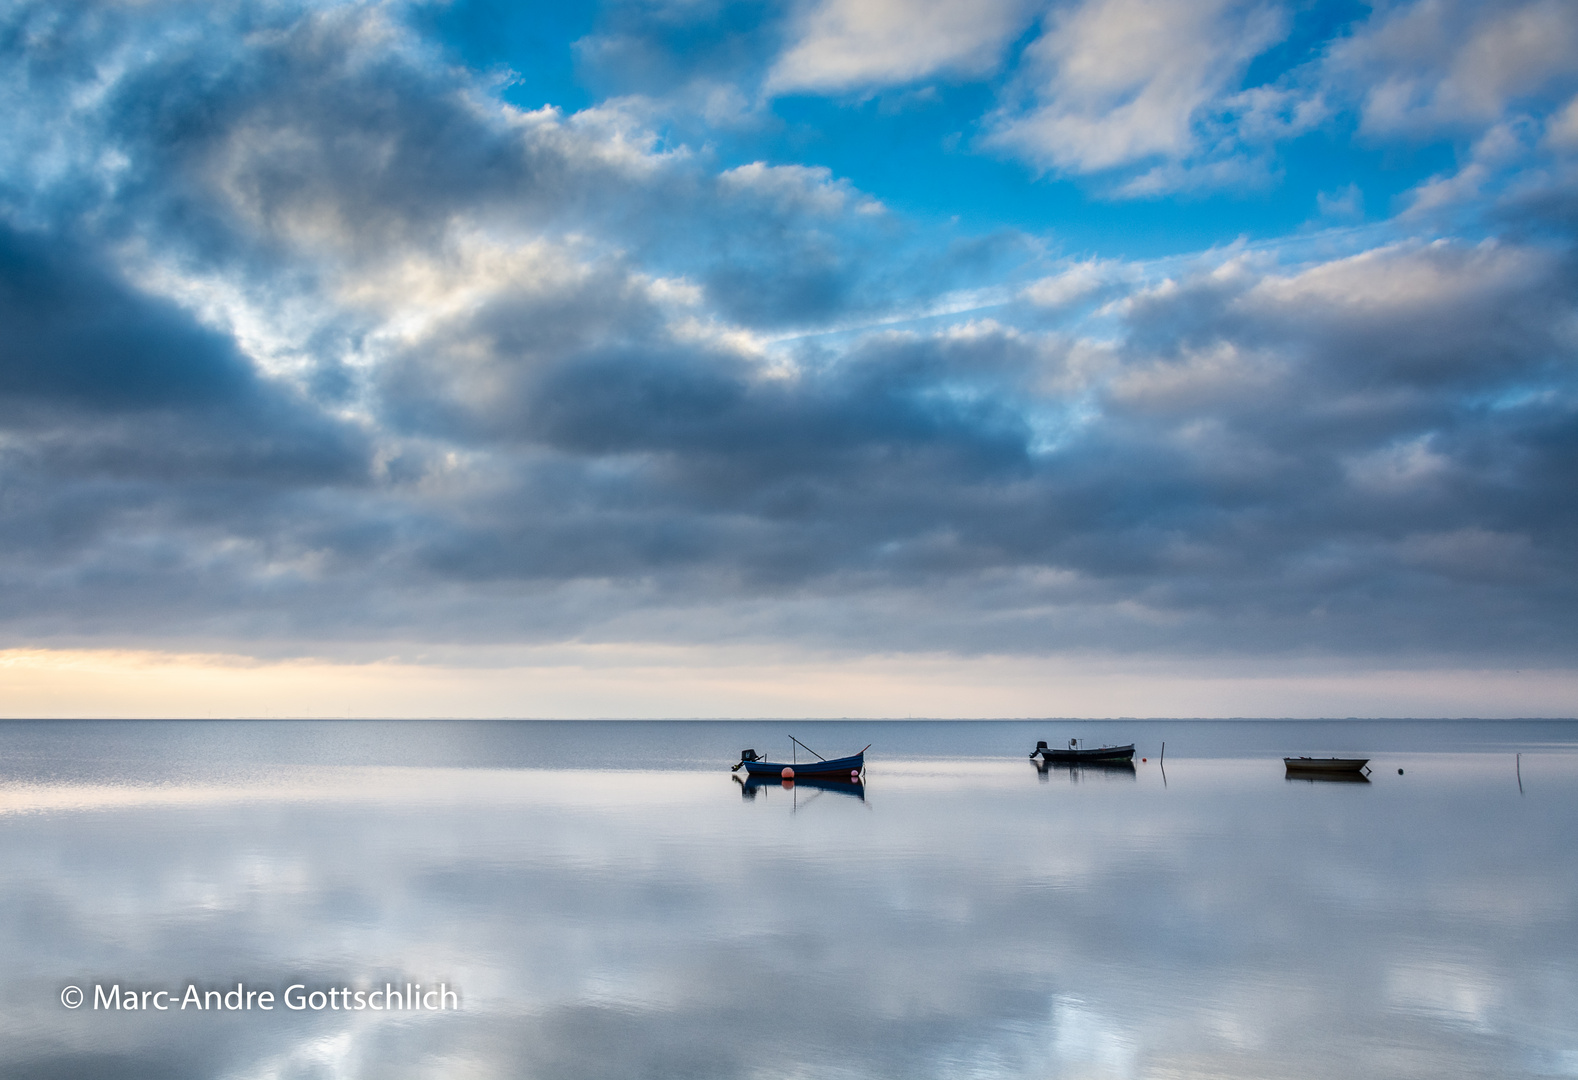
xmin=0 ymin=0 xmax=1575 ymax=717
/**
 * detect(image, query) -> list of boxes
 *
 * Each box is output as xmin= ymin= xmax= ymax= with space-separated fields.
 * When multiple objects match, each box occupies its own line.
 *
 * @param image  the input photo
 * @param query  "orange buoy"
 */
xmin=1142 ymin=758 xmax=1147 ymax=762
xmin=781 ymin=767 xmax=794 ymax=779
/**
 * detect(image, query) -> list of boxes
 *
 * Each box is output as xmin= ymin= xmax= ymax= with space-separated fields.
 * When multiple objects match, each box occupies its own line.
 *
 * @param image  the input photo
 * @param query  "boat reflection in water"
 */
xmin=1033 ymin=757 xmax=1137 ymax=783
xmin=1285 ymin=770 xmax=1371 ymax=784
xmin=734 ymin=773 xmax=866 ymax=802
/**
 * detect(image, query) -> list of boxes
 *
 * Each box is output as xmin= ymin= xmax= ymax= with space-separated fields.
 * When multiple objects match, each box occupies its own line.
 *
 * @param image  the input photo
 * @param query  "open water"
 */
xmin=2 ymin=718 xmax=1576 ymax=1079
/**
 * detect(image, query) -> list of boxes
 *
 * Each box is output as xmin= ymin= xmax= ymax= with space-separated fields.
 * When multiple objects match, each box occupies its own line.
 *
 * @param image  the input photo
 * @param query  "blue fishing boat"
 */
xmin=733 ymin=737 xmax=868 ymax=780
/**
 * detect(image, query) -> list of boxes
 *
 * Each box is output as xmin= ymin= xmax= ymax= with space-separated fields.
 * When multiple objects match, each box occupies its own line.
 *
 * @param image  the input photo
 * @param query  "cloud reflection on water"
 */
xmin=1 ymin=724 xmax=1576 ymax=1079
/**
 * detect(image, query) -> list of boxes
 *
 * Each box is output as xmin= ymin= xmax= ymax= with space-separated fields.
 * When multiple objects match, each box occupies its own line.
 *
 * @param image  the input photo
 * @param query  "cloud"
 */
xmin=983 ymin=0 xmax=1295 ymax=187
xmin=0 ymin=0 xmax=1573 ymax=674
xmin=718 ymin=160 xmax=883 ymax=215
xmin=0 ymin=221 xmax=367 ymax=480
xmin=1549 ymin=94 xmax=1578 ymax=150
xmin=1316 ymin=183 xmax=1365 ymax=221
xmin=1021 ymin=258 xmax=1133 ymax=309
xmin=570 ymin=0 xmax=1577 ymax=202
xmin=343 ymin=234 xmax=1577 ymax=661
xmin=766 ymin=0 xmax=1037 ymax=93
xmin=1328 ymin=0 xmax=1578 ymax=137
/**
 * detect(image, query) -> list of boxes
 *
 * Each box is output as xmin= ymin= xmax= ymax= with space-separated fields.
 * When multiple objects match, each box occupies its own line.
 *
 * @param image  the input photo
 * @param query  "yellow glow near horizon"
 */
xmin=0 ymin=646 xmax=1574 ymax=719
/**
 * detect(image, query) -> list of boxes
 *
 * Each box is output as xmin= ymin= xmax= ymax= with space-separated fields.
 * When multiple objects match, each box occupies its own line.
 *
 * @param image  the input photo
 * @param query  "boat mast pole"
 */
xmin=789 ymin=736 xmax=826 ymax=761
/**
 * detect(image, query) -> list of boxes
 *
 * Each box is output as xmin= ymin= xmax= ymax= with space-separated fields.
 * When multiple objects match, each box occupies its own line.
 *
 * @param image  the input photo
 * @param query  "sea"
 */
xmin=2 ymin=718 xmax=1576 ymax=1080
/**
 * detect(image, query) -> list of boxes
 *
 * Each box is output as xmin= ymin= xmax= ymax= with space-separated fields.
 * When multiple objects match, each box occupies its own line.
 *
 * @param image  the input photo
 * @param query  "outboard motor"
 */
xmin=1035 ymin=741 xmax=1048 ymax=751
xmin=741 ymin=749 xmax=759 ymax=762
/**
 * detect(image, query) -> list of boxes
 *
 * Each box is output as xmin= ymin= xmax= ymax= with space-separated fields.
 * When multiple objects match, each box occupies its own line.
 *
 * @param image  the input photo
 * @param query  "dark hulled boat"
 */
xmin=1031 ymin=739 xmax=1135 ymax=763
xmin=1284 ymin=757 xmax=1369 ymax=775
xmin=734 ymin=740 xmax=868 ymax=780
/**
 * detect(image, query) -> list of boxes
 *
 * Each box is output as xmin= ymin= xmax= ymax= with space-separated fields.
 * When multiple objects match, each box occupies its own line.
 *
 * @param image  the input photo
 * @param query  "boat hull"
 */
xmin=742 ymin=751 xmax=865 ymax=779
xmin=1036 ymin=744 xmax=1135 ymax=763
xmin=1283 ymin=757 xmax=1369 ymax=773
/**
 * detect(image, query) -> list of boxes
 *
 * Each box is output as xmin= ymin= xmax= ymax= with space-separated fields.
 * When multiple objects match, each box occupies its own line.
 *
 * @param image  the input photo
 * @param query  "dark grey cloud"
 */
xmin=0 ymin=225 xmax=364 ymax=480
xmin=350 ymin=237 xmax=1576 ymax=657
xmin=0 ymin=210 xmax=375 ymax=642
xmin=0 ymin=228 xmax=247 ymax=412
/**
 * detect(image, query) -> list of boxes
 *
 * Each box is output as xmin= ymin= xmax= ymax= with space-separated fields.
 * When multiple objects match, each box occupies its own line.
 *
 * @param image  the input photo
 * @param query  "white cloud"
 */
xmin=767 ymin=0 xmax=1036 ymax=93
xmin=986 ymin=0 xmax=1289 ymax=176
xmin=1242 ymin=238 xmax=1541 ymax=315
xmin=1110 ymin=339 xmax=1285 ymax=414
xmin=1021 ymin=258 xmax=1127 ymax=308
xmin=1317 ymin=182 xmax=1365 ymax=220
xmin=1329 ymin=0 xmax=1578 ymax=136
xmin=1343 ymin=435 xmax=1451 ymax=494
xmin=1402 ymin=119 xmax=1538 ymax=216
xmin=1544 ymin=93 xmax=1578 ymax=150
xmin=718 ymin=161 xmax=883 ymax=215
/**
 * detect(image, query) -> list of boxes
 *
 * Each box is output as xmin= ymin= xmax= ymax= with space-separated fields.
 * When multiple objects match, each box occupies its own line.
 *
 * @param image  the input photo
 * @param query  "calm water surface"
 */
xmin=2 ymin=719 xmax=1576 ymax=1079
